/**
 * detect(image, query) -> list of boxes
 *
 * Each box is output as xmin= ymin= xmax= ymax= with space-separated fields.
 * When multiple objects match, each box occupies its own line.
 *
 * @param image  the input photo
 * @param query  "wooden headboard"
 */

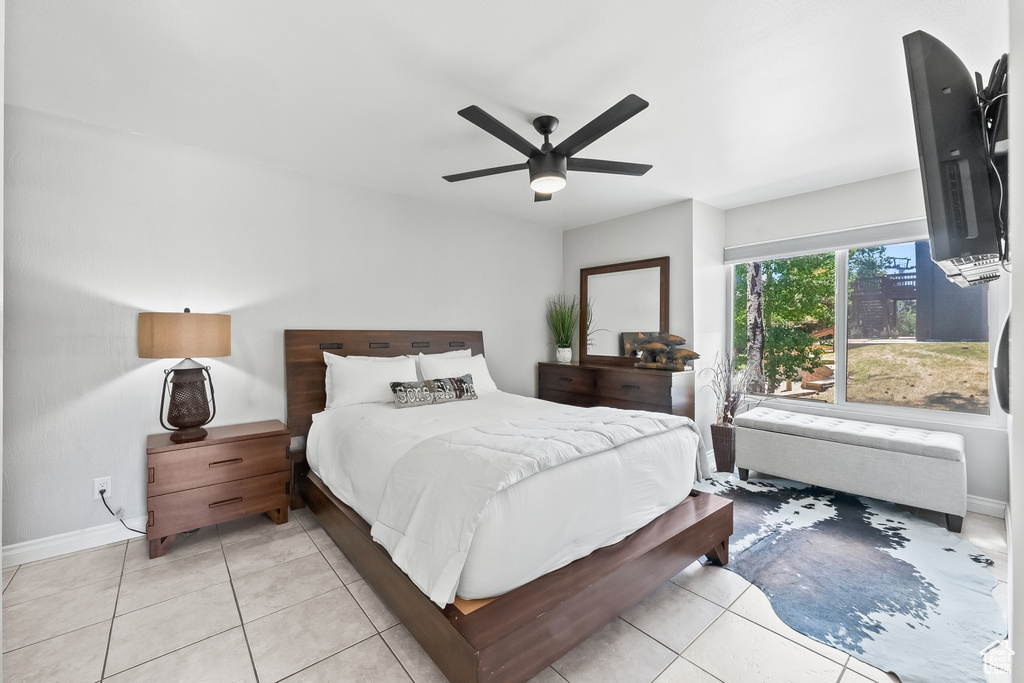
xmin=284 ymin=329 xmax=486 ymax=440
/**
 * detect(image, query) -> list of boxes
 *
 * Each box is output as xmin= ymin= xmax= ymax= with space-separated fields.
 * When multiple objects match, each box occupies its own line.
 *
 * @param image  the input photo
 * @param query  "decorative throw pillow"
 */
xmin=390 ymin=380 xmax=437 ymax=408
xmin=390 ymin=374 xmax=478 ymax=408
xmin=428 ymin=374 xmax=478 ymax=404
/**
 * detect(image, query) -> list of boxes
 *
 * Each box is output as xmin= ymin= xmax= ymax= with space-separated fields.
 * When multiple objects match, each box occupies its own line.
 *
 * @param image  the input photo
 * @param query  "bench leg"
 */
xmin=945 ymin=514 xmax=964 ymax=533
xmin=738 ymin=467 xmax=749 ymax=481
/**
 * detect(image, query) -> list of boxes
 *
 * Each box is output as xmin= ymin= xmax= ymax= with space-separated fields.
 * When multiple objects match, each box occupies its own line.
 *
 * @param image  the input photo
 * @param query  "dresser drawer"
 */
xmin=538 ymin=364 xmax=594 ymax=393
xmin=148 ymin=434 xmax=290 ymax=497
xmin=593 ymin=370 xmax=671 ymax=407
xmin=147 ymin=470 xmax=290 ymax=539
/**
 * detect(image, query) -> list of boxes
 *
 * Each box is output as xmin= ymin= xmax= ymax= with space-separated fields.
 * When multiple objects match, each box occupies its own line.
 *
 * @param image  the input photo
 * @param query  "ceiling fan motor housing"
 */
xmin=528 ymin=153 xmax=567 ymax=193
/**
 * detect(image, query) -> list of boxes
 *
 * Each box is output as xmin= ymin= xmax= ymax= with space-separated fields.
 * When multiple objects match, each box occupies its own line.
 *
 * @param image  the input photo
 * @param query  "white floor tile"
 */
xmin=621 ymin=581 xmax=725 ymax=653
xmin=103 ymin=627 xmax=257 ymax=683
xmin=280 ymin=634 xmax=410 ymax=682
xmin=552 ymin=618 xmax=676 ymax=683
xmin=105 ymin=581 xmax=240 ymax=676
xmin=654 ymin=657 xmax=723 ymax=683
xmin=233 ymin=551 xmax=342 ymax=623
xmin=1 ymin=620 xmax=110 ymax=683
xmin=381 ymin=624 xmax=447 ymax=683
xmin=669 ymin=562 xmax=749 ymax=608
xmin=683 ymin=611 xmax=844 ymax=683
xmin=2 ymin=577 xmax=118 ymax=652
xmin=2 ymin=544 xmax=124 ymax=606
xmin=246 ymin=587 xmax=375 ymax=682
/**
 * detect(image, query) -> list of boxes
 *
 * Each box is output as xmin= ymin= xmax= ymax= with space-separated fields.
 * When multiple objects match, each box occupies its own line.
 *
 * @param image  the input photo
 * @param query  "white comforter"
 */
xmin=307 ymin=392 xmax=707 ymax=605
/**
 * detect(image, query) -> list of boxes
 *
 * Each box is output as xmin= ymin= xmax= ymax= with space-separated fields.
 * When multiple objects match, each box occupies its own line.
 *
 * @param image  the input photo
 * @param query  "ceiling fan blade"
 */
xmin=553 ymin=94 xmax=649 ymax=158
xmin=567 ymin=158 xmax=652 ymax=176
xmin=458 ymin=106 xmax=541 ymax=158
xmin=534 ymin=192 xmax=552 ymax=202
xmin=443 ymin=162 xmax=527 ymax=183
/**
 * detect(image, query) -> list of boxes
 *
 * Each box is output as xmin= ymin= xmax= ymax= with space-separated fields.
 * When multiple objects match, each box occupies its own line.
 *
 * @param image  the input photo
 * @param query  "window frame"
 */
xmin=729 ymin=236 xmax=1008 ymax=430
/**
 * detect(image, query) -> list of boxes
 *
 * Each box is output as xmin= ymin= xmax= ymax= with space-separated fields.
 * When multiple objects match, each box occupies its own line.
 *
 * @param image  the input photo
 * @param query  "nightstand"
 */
xmin=146 ymin=419 xmax=292 ymax=558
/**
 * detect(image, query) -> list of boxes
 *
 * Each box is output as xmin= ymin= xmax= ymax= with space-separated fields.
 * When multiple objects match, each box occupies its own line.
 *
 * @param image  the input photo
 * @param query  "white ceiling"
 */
xmin=5 ymin=1 xmax=1009 ymax=230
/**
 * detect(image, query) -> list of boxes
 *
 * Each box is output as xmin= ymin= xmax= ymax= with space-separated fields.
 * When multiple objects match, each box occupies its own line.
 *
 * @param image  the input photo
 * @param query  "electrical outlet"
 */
xmin=93 ymin=476 xmax=111 ymax=500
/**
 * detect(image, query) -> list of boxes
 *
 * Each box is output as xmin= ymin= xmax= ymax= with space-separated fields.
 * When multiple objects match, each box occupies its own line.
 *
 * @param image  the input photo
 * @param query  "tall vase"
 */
xmin=555 ymin=347 xmax=572 ymax=364
xmin=709 ymin=423 xmax=736 ymax=474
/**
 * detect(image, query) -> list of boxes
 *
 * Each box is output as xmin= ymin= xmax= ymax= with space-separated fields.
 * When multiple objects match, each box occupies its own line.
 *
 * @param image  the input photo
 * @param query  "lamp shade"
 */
xmin=138 ymin=311 xmax=231 ymax=359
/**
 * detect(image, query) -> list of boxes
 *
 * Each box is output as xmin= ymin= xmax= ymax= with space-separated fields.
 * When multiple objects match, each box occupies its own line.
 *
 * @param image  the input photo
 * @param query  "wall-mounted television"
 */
xmin=903 ymin=30 xmax=1008 ymax=287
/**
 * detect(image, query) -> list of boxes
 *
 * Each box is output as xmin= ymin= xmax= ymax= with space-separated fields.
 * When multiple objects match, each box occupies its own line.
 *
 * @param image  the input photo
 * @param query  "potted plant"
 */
xmin=702 ymin=351 xmax=762 ymax=473
xmin=546 ymin=295 xmax=579 ymax=363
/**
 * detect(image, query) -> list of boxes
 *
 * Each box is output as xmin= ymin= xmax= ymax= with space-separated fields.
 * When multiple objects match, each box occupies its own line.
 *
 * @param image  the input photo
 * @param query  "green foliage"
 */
xmin=762 ymin=325 xmax=825 ymax=393
xmin=733 ymin=254 xmax=835 ymax=355
xmin=848 ymin=246 xmax=894 ymax=284
xmin=896 ymin=300 xmax=917 ymax=337
xmin=546 ymin=295 xmax=578 ymax=348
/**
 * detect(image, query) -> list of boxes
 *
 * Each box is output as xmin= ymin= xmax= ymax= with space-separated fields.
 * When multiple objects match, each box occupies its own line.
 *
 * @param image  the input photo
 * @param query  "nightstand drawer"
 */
xmin=147 ymin=434 xmax=290 ymax=497
xmin=147 ymin=470 xmax=290 ymax=539
xmin=593 ymin=371 xmax=671 ymax=407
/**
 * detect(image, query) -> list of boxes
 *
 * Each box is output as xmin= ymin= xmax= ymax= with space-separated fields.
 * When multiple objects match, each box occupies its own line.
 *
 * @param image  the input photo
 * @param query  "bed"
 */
xmin=285 ymin=329 xmax=732 ymax=683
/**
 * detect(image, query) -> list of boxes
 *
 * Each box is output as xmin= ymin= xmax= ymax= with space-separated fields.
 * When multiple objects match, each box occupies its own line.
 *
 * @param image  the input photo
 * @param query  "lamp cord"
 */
xmin=99 ymin=489 xmax=146 ymax=535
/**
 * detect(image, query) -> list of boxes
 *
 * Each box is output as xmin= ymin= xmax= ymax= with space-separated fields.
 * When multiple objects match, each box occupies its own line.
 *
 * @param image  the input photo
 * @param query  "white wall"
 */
xmin=2 ymin=106 xmax=561 ymax=546
xmin=690 ymin=201 xmax=729 ymax=446
xmin=725 ymin=169 xmax=926 ymax=248
xmin=1006 ymin=0 xmax=1022 ymax=671
xmin=723 ymin=171 xmax=1009 ymax=507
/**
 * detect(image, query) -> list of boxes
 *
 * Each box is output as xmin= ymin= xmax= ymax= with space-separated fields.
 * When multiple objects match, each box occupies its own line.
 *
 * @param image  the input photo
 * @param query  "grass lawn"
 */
xmin=838 ymin=342 xmax=989 ymax=414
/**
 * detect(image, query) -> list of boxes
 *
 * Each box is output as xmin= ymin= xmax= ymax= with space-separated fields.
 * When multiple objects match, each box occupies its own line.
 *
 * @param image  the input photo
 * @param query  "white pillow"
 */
xmin=418 ymin=353 xmax=498 ymax=394
xmin=324 ymin=353 xmax=419 ymax=408
xmin=414 ymin=348 xmax=472 ymax=379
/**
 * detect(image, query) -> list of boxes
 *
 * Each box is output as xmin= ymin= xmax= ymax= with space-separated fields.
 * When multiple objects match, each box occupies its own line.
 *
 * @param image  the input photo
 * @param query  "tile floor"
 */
xmin=1 ymin=506 xmax=1009 ymax=683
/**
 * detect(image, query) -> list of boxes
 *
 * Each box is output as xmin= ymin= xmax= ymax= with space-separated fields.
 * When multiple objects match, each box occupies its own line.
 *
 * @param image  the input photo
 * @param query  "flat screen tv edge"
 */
xmin=903 ymin=30 xmax=1008 ymax=288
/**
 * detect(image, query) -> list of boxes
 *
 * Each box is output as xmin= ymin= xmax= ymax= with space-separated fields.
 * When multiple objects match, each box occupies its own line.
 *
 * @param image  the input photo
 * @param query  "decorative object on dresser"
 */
xmin=632 ymin=332 xmax=700 ymax=370
xmin=284 ymin=329 xmax=731 ymax=683
xmin=138 ymin=309 xmax=231 ymax=443
xmin=545 ymin=294 xmax=579 ymax=363
xmin=702 ymin=351 xmax=763 ymax=473
xmin=146 ymin=420 xmax=291 ymax=558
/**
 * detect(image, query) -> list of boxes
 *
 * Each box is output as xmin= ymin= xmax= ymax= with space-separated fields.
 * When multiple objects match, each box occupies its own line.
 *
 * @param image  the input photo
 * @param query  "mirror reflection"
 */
xmin=587 ymin=268 xmax=662 ymax=356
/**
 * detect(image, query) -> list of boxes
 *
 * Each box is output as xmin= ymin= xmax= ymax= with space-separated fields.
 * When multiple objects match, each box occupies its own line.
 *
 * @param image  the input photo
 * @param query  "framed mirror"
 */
xmin=579 ymin=256 xmax=669 ymax=367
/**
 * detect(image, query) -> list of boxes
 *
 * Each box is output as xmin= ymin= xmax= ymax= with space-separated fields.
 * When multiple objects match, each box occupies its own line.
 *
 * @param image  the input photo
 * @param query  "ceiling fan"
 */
xmin=443 ymin=94 xmax=653 ymax=202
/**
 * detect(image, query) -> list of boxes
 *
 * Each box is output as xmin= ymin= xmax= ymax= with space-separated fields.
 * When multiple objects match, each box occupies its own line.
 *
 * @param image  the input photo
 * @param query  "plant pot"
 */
xmin=555 ymin=347 xmax=572 ymax=364
xmin=709 ymin=423 xmax=736 ymax=474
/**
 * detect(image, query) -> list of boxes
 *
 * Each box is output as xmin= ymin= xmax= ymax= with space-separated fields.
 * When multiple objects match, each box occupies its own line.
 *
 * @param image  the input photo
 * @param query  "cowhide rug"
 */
xmin=694 ymin=476 xmax=1006 ymax=683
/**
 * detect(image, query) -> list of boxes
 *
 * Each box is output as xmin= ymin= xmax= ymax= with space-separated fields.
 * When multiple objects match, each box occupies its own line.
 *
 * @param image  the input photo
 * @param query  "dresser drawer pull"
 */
xmin=208 ymin=458 xmax=244 ymax=468
xmin=558 ymin=377 xmax=573 ymax=382
xmin=209 ymin=497 xmax=243 ymax=509
xmin=622 ymin=384 xmax=641 ymax=390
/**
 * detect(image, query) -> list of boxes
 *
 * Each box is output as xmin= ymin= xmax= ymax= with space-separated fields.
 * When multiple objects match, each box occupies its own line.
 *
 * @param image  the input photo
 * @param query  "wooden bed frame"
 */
xmin=284 ymin=329 xmax=733 ymax=683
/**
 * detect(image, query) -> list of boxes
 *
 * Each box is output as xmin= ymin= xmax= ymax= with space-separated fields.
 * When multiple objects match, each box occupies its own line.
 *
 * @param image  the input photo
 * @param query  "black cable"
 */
xmin=99 ymin=489 xmax=146 ymax=535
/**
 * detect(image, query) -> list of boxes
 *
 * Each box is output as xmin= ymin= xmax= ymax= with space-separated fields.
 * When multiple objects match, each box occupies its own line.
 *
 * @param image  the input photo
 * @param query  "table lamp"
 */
xmin=138 ymin=308 xmax=231 ymax=443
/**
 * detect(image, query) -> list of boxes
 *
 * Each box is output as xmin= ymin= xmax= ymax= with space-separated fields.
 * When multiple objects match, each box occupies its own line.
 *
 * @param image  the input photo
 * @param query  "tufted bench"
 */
xmin=733 ymin=406 xmax=967 ymax=532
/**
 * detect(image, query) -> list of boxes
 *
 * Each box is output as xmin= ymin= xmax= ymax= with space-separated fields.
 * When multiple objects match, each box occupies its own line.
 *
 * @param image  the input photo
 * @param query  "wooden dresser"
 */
xmin=146 ymin=420 xmax=292 ymax=558
xmin=538 ymin=362 xmax=695 ymax=418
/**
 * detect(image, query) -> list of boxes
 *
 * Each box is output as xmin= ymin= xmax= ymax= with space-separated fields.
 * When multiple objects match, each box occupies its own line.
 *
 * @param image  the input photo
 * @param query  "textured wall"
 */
xmin=3 ymin=106 xmax=561 ymax=545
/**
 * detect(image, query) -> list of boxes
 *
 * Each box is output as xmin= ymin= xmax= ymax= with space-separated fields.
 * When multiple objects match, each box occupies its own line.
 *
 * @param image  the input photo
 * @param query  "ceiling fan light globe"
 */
xmin=530 ymin=173 xmax=567 ymax=194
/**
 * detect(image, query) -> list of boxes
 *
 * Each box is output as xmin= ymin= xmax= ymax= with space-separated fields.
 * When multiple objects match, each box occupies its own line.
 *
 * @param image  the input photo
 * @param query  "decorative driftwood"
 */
xmin=633 ymin=333 xmax=700 ymax=370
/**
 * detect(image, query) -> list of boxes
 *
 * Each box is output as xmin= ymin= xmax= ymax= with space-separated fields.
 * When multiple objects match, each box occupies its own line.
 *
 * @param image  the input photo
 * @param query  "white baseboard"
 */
xmin=2 ymin=515 xmax=148 ymax=568
xmin=967 ymin=494 xmax=1007 ymax=519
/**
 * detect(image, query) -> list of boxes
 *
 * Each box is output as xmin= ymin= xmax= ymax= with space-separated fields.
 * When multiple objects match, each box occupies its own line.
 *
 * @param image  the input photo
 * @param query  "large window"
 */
xmin=733 ymin=239 xmax=990 ymax=415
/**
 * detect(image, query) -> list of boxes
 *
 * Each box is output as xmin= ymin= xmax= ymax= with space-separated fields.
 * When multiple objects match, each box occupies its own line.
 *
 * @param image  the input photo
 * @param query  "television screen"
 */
xmin=903 ymin=30 xmax=1006 ymax=287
